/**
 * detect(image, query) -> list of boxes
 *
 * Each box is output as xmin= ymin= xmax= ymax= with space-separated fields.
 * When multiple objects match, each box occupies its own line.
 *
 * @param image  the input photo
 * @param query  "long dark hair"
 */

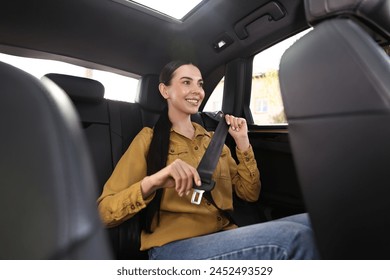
xmin=142 ymin=60 xmax=193 ymax=233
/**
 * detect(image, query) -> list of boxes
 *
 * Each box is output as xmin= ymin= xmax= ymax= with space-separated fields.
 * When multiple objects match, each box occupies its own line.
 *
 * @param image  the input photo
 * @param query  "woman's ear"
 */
xmin=159 ymin=83 xmax=169 ymax=99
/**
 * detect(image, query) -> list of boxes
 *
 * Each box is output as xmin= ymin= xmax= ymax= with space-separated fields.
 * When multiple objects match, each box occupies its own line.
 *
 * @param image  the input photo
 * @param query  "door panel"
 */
xmin=248 ymin=125 xmax=306 ymax=221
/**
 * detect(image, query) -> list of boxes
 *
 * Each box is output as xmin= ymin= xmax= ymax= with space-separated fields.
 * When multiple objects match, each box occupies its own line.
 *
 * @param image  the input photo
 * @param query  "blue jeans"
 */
xmin=148 ymin=213 xmax=319 ymax=260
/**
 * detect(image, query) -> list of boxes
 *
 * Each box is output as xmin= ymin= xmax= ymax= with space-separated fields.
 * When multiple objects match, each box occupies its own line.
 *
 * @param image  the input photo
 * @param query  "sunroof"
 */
xmin=129 ymin=0 xmax=203 ymax=20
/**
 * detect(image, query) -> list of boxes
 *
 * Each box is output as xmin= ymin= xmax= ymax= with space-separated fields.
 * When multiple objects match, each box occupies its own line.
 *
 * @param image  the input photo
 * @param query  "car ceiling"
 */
xmin=0 ymin=0 xmax=308 ymax=78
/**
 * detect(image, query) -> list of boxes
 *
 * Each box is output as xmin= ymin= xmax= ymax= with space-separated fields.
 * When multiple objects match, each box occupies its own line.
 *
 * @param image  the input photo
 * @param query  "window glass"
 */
xmin=203 ymin=77 xmax=224 ymax=111
xmin=129 ymin=0 xmax=203 ymax=20
xmin=0 ymin=53 xmax=139 ymax=103
xmin=384 ymin=44 xmax=390 ymax=56
xmin=250 ymin=29 xmax=311 ymax=125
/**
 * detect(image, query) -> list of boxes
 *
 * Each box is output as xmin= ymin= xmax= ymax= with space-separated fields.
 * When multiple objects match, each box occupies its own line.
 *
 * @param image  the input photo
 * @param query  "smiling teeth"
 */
xmin=186 ymin=99 xmax=199 ymax=104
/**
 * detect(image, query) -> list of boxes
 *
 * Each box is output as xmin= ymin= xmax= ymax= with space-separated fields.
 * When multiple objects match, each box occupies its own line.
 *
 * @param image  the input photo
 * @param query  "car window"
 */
xmin=203 ymin=30 xmax=313 ymax=118
xmin=0 ymin=53 xmax=139 ymax=103
xmin=384 ymin=44 xmax=390 ymax=56
xmin=203 ymin=77 xmax=224 ymax=111
xmin=250 ymin=29 xmax=311 ymax=125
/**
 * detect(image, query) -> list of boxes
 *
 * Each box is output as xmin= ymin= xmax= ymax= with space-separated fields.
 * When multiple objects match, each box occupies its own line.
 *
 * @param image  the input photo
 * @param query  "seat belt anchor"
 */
xmin=191 ymin=189 xmax=205 ymax=205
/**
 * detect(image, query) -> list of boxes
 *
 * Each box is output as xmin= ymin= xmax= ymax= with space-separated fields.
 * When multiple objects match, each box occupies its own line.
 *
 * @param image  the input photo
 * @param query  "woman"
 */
xmin=97 ymin=60 xmax=319 ymax=259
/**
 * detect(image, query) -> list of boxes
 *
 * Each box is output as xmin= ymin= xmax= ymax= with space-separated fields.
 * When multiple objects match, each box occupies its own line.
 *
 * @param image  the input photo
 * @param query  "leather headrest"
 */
xmin=43 ymin=73 xmax=105 ymax=103
xmin=135 ymin=74 xmax=166 ymax=112
xmin=305 ymin=0 xmax=390 ymax=40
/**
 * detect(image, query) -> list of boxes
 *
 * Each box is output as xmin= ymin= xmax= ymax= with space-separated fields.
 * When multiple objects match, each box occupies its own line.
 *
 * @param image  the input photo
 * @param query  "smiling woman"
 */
xmin=1 ymin=0 xmax=389 ymax=268
xmin=97 ymin=60 xmax=319 ymax=260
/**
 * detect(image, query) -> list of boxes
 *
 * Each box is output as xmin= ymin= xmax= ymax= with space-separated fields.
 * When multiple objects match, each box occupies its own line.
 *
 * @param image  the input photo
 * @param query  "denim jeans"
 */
xmin=148 ymin=213 xmax=319 ymax=260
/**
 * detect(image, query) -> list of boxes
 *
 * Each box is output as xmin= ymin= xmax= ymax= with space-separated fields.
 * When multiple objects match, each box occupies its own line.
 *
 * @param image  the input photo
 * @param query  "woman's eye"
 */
xmin=199 ymin=82 xmax=204 ymax=88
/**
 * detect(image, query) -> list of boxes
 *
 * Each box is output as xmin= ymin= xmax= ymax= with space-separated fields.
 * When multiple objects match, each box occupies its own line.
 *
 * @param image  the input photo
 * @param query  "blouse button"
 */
xmin=217 ymin=216 xmax=222 ymax=221
xmin=194 ymin=146 xmax=199 ymax=150
xmin=130 ymin=205 xmax=135 ymax=210
xmin=136 ymin=202 xmax=141 ymax=207
xmin=170 ymin=149 xmax=174 ymax=153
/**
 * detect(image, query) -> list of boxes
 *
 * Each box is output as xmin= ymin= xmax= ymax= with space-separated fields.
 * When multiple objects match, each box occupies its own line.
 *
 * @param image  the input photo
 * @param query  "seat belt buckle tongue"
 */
xmin=191 ymin=189 xmax=205 ymax=205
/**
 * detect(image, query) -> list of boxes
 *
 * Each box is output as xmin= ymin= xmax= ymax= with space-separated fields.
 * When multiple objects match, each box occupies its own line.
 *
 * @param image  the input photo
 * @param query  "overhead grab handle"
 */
xmin=234 ymin=1 xmax=286 ymax=40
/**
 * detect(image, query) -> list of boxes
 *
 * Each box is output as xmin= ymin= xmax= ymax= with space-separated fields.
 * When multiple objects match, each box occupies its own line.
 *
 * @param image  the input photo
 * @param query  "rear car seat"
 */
xmin=0 ymin=64 xmax=112 ymax=259
xmin=43 ymin=73 xmax=146 ymax=259
xmin=43 ymin=74 xmax=144 ymax=191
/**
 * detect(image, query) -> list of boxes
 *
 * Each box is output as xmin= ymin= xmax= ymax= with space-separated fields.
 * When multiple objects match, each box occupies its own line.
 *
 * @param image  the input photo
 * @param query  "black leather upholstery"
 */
xmin=44 ymin=73 xmax=105 ymax=102
xmin=305 ymin=0 xmax=390 ymax=39
xmin=135 ymin=74 xmax=166 ymax=128
xmin=279 ymin=0 xmax=390 ymax=259
xmin=0 ymin=62 xmax=112 ymax=259
xmin=45 ymin=73 xmax=148 ymax=259
xmin=43 ymin=73 xmax=115 ymax=193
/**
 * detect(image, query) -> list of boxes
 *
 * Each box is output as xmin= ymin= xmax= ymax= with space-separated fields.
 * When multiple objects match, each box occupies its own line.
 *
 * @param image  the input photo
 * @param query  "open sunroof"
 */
xmin=113 ymin=0 xmax=204 ymax=21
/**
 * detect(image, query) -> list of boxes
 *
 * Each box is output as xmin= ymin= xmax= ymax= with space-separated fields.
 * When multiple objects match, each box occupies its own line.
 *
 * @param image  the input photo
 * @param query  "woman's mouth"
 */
xmin=185 ymin=98 xmax=200 ymax=106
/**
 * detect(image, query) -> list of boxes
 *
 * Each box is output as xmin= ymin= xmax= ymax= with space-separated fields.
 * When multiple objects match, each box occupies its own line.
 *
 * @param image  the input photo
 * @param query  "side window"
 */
xmin=203 ymin=77 xmax=224 ymax=111
xmin=384 ymin=44 xmax=390 ymax=56
xmin=0 ymin=53 xmax=139 ymax=103
xmin=250 ymin=29 xmax=311 ymax=125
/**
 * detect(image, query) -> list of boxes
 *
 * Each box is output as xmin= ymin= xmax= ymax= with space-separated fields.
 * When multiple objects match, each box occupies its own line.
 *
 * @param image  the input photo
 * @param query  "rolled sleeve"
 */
xmin=97 ymin=127 xmax=154 ymax=227
xmin=235 ymin=145 xmax=259 ymax=179
xmin=98 ymin=182 xmax=155 ymax=227
xmin=232 ymin=145 xmax=261 ymax=202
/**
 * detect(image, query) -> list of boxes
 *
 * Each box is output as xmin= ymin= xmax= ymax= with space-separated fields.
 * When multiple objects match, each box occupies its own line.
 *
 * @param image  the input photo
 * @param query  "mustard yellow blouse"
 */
xmin=97 ymin=122 xmax=260 ymax=250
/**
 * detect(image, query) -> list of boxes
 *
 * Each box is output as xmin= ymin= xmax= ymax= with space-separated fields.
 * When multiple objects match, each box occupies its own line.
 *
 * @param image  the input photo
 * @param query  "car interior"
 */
xmin=0 ymin=0 xmax=389 ymax=260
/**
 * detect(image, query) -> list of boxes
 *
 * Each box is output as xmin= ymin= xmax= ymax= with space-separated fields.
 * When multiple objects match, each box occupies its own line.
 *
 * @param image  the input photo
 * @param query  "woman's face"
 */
xmin=160 ymin=64 xmax=205 ymax=116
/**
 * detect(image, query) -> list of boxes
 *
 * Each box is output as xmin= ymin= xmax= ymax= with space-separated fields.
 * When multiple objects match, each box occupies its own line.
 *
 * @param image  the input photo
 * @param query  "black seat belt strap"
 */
xmin=191 ymin=112 xmax=229 ymax=204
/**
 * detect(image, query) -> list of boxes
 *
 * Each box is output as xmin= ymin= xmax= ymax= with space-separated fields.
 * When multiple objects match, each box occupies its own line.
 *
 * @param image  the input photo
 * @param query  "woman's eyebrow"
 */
xmin=180 ymin=76 xmax=193 ymax=80
xmin=180 ymin=77 xmax=203 ymax=82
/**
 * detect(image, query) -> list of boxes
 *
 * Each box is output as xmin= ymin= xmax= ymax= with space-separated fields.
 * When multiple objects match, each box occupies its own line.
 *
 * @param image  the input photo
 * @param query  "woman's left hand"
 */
xmin=225 ymin=114 xmax=250 ymax=151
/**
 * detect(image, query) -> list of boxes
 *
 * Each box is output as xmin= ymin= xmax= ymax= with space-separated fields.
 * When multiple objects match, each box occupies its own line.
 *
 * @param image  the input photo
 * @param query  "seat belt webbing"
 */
xmin=191 ymin=112 xmax=229 ymax=205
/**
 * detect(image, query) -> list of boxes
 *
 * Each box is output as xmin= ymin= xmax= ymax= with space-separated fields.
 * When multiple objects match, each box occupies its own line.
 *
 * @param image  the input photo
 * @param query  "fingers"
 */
xmin=168 ymin=159 xmax=201 ymax=197
xmin=225 ymin=114 xmax=247 ymax=132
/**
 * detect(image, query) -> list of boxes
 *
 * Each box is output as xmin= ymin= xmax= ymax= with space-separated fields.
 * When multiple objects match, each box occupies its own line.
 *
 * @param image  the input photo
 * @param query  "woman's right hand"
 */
xmin=141 ymin=159 xmax=202 ymax=199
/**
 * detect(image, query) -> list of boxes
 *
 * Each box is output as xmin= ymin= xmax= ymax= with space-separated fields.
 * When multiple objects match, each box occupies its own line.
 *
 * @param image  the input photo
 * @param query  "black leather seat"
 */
xmin=43 ymin=73 xmax=146 ymax=259
xmin=0 ymin=62 xmax=112 ymax=259
xmin=43 ymin=73 xmax=115 ymax=192
xmin=279 ymin=0 xmax=390 ymax=259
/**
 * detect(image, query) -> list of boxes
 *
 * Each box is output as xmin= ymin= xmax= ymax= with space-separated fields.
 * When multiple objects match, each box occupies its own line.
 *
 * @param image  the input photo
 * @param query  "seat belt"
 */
xmin=191 ymin=112 xmax=229 ymax=205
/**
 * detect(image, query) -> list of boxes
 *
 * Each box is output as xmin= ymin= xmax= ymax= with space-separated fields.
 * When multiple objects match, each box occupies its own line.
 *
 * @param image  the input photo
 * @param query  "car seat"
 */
xmin=0 ymin=62 xmax=112 ymax=259
xmin=279 ymin=0 xmax=390 ymax=259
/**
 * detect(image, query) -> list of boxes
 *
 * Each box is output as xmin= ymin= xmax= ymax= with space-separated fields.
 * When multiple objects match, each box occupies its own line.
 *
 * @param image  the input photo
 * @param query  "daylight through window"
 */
xmin=0 ymin=53 xmax=139 ymax=103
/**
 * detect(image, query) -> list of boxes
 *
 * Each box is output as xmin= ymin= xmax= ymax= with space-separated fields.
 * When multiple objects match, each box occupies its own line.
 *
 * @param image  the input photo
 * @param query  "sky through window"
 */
xmin=131 ymin=0 xmax=203 ymax=19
